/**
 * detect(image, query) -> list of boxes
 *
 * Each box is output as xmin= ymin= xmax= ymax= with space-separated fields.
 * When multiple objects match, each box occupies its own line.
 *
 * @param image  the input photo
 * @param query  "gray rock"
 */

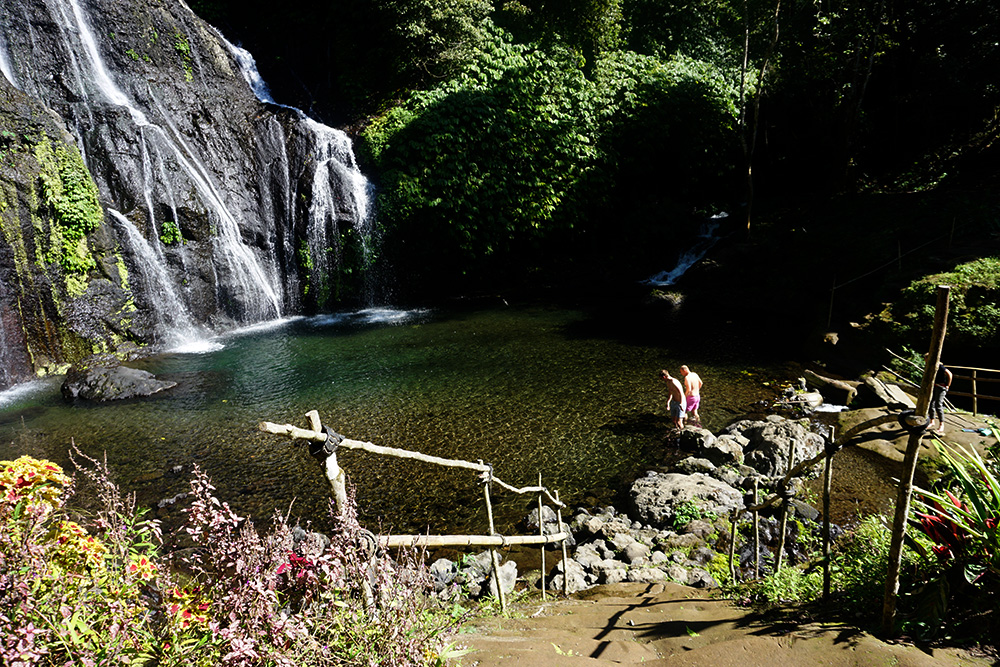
xmin=550 ymin=558 xmax=589 ymax=594
xmin=600 ymin=568 xmax=628 ymax=585
xmin=686 ymin=546 xmax=716 ymax=566
xmin=573 ymin=544 xmax=605 ymax=571
xmin=486 ymin=560 xmax=518 ymax=598
xmin=627 ymin=567 xmax=668 ymax=583
xmin=675 ymin=457 xmax=716 ymax=475
xmin=622 ymin=541 xmax=651 ymax=564
xmin=630 ymin=472 xmax=744 ymax=529
xmin=666 ymin=565 xmax=689 ymax=583
xmin=790 ymin=498 xmax=821 ymax=522
xmin=429 ymin=558 xmax=458 ymax=592
xmin=687 ymin=568 xmax=719 ymax=589
xmin=733 ymin=419 xmax=825 ymax=477
xmin=682 ymin=519 xmax=716 ymax=539
xmin=62 ymin=357 xmax=176 ymax=401
xmin=526 ymin=505 xmax=558 ymax=529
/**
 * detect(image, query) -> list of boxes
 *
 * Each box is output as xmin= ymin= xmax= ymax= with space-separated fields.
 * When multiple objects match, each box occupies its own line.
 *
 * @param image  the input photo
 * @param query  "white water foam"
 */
xmin=0 ymin=379 xmax=54 ymax=409
xmin=308 ymin=308 xmax=429 ymax=328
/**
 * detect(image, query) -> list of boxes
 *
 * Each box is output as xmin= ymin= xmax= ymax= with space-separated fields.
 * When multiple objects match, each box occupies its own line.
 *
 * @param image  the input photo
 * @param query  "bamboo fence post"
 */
xmin=775 ymin=438 xmax=796 ymax=572
xmin=882 ymin=285 xmax=950 ymax=636
xmin=822 ymin=428 xmax=835 ymax=599
xmin=556 ymin=490 xmax=569 ymax=597
xmin=728 ymin=509 xmax=739 ymax=582
xmin=538 ymin=473 xmax=547 ymax=601
xmin=481 ymin=461 xmax=507 ymax=614
xmin=753 ymin=479 xmax=760 ymax=579
xmin=775 ymin=499 xmax=788 ymax=572
xmin=972 ymin=369 xmax=978 ymax=416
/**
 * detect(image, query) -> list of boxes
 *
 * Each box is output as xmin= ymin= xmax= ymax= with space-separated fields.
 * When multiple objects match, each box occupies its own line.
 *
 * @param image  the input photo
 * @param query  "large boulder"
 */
xmin=62 ymin=356 xmax=176 ymax=401
xmin=725 ymin=418 xmax=825 ymax=477
xmin=629 ymin=472 xmax=744 ymax=529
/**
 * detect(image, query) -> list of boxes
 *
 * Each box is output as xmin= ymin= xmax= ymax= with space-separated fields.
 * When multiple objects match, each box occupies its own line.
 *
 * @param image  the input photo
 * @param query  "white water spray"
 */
xmin=108 ymin=209 xmax=215 ymax=351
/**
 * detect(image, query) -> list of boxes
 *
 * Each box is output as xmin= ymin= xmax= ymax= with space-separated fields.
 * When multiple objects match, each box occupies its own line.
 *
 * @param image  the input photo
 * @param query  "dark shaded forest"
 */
xmin=192 ymin=0 xmax=1000 ymax=360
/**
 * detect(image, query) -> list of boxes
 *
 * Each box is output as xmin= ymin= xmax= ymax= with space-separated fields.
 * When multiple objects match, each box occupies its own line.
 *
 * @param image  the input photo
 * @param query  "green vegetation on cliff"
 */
xmin=34 ymin=134 xmax=103 ymax=296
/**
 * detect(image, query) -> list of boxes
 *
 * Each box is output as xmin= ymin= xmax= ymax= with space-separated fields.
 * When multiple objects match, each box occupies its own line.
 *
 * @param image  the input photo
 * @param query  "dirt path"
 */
xmin=453 ymin=582 xmax=989 ymax=666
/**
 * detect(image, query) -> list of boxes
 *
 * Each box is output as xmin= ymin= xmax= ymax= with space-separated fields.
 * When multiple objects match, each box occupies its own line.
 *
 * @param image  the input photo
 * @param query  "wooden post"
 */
xmin=775 ymin=500 xmax=788 ymax=572
xmin=822 ymin=429 xmax=834 ymax=599
xmin=728 ymin=510 xmax=739 ymax=583
xmin=775 ymin=438 xmax=796 ymax=572
xmin=882 ymin=285 xmax=950 ymax=636
xmin=538 ymin=473 xmax=547 ymax=601
xmin=481 ymin=462 xmax=507 ymax=613
xmin=972 ymin=369 xmax=978 ymax=416
xmin=556 ymin=490 xmax=569 ymax=597
xmin=753 ymin=479 xmax=760 ymax=579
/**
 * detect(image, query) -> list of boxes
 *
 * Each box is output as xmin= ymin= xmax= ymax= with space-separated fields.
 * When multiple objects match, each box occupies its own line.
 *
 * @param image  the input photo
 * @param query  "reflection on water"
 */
xmin=0 ymin=306 xmax=779 ymax=536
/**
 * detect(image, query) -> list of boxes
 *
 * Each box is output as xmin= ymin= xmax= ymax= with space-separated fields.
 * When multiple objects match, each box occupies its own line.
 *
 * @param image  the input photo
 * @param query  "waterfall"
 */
xmin=58 ymin=0 xmax=282 ymax=322
xmin=642 ymin=213 xmax=726 ymax=287
xmin=0 ymin=28 xmax=16 ymax=88
xmin=0 ymin=0 xmax=381 ymax=389
xmin=108 ymin=210 xmax=219 ymax=352
xmin=224 ymin=39 xmax=376 ymax=305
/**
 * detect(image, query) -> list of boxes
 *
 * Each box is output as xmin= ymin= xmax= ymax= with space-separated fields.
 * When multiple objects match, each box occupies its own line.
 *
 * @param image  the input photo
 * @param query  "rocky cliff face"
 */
xmin=0 ymin=0 xmax=372 ymax=389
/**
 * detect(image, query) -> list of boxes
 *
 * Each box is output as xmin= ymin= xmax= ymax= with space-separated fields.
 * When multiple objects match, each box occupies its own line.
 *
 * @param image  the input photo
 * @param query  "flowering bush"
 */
xmin=914 ymin=437 xmax=1000 ymax=583
xmin=1 ymin=450 xmax=460 ymax=666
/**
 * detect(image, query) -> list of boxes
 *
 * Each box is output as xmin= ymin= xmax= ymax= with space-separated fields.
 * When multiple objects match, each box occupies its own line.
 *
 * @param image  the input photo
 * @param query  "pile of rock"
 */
xmin=429 ymin=414 xmax=832 ymax=599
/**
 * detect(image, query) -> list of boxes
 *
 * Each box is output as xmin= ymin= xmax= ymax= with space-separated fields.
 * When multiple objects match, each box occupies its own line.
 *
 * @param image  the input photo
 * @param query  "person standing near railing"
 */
xmin=929 ymin=359 xmax=952 ymax=435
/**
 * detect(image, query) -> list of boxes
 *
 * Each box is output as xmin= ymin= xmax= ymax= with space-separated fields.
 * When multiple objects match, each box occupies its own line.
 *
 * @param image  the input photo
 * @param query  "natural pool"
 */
xmin=0 ymin=304 xmax=783 ymax=537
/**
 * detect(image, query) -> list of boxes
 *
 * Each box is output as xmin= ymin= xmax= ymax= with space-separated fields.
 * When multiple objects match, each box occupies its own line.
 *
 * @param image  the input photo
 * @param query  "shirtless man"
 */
xmin=680 ymin=365 xmax=702 ymax=425
xmin=660 ymin=369 xmax=686 ymax=430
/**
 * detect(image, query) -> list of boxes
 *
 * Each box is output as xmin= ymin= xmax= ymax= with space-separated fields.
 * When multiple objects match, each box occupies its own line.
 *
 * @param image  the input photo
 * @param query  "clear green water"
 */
xmin=0 ymin=305 xmax=780 ymax=536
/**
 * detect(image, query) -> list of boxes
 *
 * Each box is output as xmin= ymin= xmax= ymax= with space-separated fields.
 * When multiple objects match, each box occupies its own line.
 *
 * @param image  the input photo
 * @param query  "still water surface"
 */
xmin=0 ymin=305 xmax=781 ymax=536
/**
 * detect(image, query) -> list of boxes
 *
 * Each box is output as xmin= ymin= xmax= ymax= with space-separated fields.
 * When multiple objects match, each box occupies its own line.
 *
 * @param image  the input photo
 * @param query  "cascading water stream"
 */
xmin=47 ymin=0 xmax=282 ymax=323
xmin=108 ymin=210 xmax=216 ymax=351
xmin=224 ymin=40 xmax=376 ymax=304
xmin=642 ymin=213 xmax=726 ymax=286
xmin=0 ymin=28 xmax=16 ymax=88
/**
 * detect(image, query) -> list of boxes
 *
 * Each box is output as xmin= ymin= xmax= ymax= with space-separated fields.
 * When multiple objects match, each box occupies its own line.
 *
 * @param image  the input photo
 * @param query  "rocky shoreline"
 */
xmin=429 ymin=412 xmax=835 ymax=600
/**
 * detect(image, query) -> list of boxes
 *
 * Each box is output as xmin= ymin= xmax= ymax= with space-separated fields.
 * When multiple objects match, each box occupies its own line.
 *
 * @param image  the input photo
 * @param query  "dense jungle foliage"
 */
xmin=193 ymin=0 xmax=1000 ymax=353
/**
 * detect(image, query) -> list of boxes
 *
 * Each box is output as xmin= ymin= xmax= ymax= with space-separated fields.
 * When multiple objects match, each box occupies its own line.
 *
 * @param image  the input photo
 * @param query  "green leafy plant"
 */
xmin=160 ymin=220 xmax=184 ymax=246
xmin=913 ymin=437 xmax=1000 ymax=583
xmin=672 ymin=500 xmax=703 ymax=528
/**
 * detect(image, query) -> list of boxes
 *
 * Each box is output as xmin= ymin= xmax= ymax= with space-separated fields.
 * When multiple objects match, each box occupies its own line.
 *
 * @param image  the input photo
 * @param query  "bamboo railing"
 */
xmin=947 ymin=365 xmax=1000 ymax=416
xmin=260 ymin=410 xmax=571 ymax=611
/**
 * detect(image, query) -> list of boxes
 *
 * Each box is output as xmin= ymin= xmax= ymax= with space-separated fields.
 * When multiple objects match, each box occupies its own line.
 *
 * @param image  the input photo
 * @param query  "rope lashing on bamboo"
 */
xmin=896 ymin=409 xmax=931 ymax=434
xmin=259 ymin=418 xmax=566 ymax=507
xmin=308 ymin=425 xmax=343 ymax=461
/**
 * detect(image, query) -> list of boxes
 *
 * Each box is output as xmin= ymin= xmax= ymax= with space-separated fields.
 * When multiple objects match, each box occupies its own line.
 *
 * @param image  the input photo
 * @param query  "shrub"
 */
xmin=0 ymin=450 xmax=459 ymax=666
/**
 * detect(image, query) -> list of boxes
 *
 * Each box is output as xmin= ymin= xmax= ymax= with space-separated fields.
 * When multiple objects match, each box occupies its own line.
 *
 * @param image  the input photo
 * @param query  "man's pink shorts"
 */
xmin=686 ymin=396 xmax=701 ymax=413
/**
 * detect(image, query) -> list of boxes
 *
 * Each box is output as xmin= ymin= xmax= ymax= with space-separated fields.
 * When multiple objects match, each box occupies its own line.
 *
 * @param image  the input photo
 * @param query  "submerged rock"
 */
xmin=62 ymin=356 xmax=176 ymax=401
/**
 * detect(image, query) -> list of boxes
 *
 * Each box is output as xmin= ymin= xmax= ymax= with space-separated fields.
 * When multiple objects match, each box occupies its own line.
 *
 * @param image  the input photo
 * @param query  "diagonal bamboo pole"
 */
xmin=881 ymin=285 xmax=950 ymax=636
